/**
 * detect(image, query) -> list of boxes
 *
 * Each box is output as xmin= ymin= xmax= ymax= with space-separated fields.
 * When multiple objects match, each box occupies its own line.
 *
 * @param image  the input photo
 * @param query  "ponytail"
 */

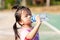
xmin=13 ymin=22 xmax=20 ymax=40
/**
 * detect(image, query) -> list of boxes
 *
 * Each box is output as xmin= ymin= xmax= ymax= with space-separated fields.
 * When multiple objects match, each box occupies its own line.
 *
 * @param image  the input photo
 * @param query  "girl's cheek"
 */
xmin=22 ymin=18 xmax=27 ymax=22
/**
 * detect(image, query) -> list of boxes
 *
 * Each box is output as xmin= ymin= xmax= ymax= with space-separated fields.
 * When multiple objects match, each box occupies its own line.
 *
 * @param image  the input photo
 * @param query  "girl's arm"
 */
xmin=25 ymin=16 xmax=41 ymax=40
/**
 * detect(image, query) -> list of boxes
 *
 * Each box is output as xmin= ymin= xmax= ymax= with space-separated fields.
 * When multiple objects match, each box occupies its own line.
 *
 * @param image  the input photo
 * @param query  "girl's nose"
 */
xmin=28 ymin=15 xmax=31 ymax=18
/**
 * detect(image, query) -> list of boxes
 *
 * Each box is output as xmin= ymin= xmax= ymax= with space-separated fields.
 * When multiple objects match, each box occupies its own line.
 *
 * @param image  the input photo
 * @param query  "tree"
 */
xmin=46 ymin=0 xmax=50 ymax=6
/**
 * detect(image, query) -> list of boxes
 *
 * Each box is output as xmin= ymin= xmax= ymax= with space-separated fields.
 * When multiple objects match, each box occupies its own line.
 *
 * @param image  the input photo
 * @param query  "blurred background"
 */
xmin=0 ymin=0 xmax=60 ymax=40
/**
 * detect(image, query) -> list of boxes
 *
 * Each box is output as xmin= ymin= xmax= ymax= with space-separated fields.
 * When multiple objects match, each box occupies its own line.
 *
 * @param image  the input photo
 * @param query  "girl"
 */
xmin=13 ymin=6 xmax=41 ymax=40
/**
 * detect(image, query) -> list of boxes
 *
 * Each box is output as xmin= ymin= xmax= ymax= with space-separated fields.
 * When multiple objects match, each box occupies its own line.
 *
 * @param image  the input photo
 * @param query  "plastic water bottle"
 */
xmin=31 ymin=14 xmax=48 ymax=22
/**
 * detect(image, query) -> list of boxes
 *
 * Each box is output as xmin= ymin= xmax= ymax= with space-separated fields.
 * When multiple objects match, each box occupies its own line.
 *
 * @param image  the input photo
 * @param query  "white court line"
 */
xmin=42 ymin=21 xmax=60 ymax=33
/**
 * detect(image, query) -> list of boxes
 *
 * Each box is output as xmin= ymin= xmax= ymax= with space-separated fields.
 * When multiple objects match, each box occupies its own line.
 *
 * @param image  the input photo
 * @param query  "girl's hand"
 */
xmin=35 ymin=15 xmax=41 ymax=25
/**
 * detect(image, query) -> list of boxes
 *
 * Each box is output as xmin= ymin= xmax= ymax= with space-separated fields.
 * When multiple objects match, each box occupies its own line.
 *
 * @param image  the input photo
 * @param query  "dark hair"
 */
xmin=13 ymin=6 xmax=32 ymax=40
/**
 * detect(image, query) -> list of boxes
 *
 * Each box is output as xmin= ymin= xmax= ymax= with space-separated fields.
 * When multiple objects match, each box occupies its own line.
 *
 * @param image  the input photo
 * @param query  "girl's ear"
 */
xmin=19 ymin=21 xmax=24 ymax=25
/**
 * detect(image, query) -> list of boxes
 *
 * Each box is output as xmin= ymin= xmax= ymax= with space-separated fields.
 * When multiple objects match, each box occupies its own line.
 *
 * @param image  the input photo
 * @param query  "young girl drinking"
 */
xmin=13 ymin=6 xmax=41 ymax=40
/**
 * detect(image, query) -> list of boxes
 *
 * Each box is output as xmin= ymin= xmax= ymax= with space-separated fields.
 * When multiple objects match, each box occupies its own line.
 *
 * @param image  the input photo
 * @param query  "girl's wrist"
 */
xmin=36 ymin=21 xmax=42 ymax=26
xmin=36 ymin=21 xmax=41 ymax=24
xmin=36 ymin=22 xmax=40 ymax=26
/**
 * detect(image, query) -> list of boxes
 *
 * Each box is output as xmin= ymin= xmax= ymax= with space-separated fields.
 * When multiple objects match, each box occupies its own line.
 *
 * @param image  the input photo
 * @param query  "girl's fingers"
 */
xmin=35 ymin=15 xmax=40 ymax=24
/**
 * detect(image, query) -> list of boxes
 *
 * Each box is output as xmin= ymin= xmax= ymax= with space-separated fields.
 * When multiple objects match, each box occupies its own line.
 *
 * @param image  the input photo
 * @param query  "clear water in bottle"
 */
xmin=31 ymin=13 xmax=48 ymax=22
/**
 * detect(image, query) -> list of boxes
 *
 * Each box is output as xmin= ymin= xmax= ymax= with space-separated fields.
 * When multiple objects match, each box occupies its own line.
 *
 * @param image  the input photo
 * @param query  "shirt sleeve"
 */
xmin=20 ymin=29 xmax=30 ymax=40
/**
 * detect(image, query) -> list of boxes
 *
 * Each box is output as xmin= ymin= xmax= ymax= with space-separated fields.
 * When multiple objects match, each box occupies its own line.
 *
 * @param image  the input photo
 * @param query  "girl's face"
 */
xmin=19 ymin=10 xmax=32 ymax=25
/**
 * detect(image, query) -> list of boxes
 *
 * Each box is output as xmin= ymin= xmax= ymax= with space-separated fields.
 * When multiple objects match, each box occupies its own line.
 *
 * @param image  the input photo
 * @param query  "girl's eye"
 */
xmin=25 ymin=15 xmax=28 ymax=17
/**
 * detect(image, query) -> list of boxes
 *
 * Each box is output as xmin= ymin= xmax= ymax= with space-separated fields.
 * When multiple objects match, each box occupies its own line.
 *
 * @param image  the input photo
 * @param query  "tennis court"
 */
xmin=39 ymin=13 xmax=60 ymax=40
xmin=0 ymin=11 xmax=60 ymax=40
